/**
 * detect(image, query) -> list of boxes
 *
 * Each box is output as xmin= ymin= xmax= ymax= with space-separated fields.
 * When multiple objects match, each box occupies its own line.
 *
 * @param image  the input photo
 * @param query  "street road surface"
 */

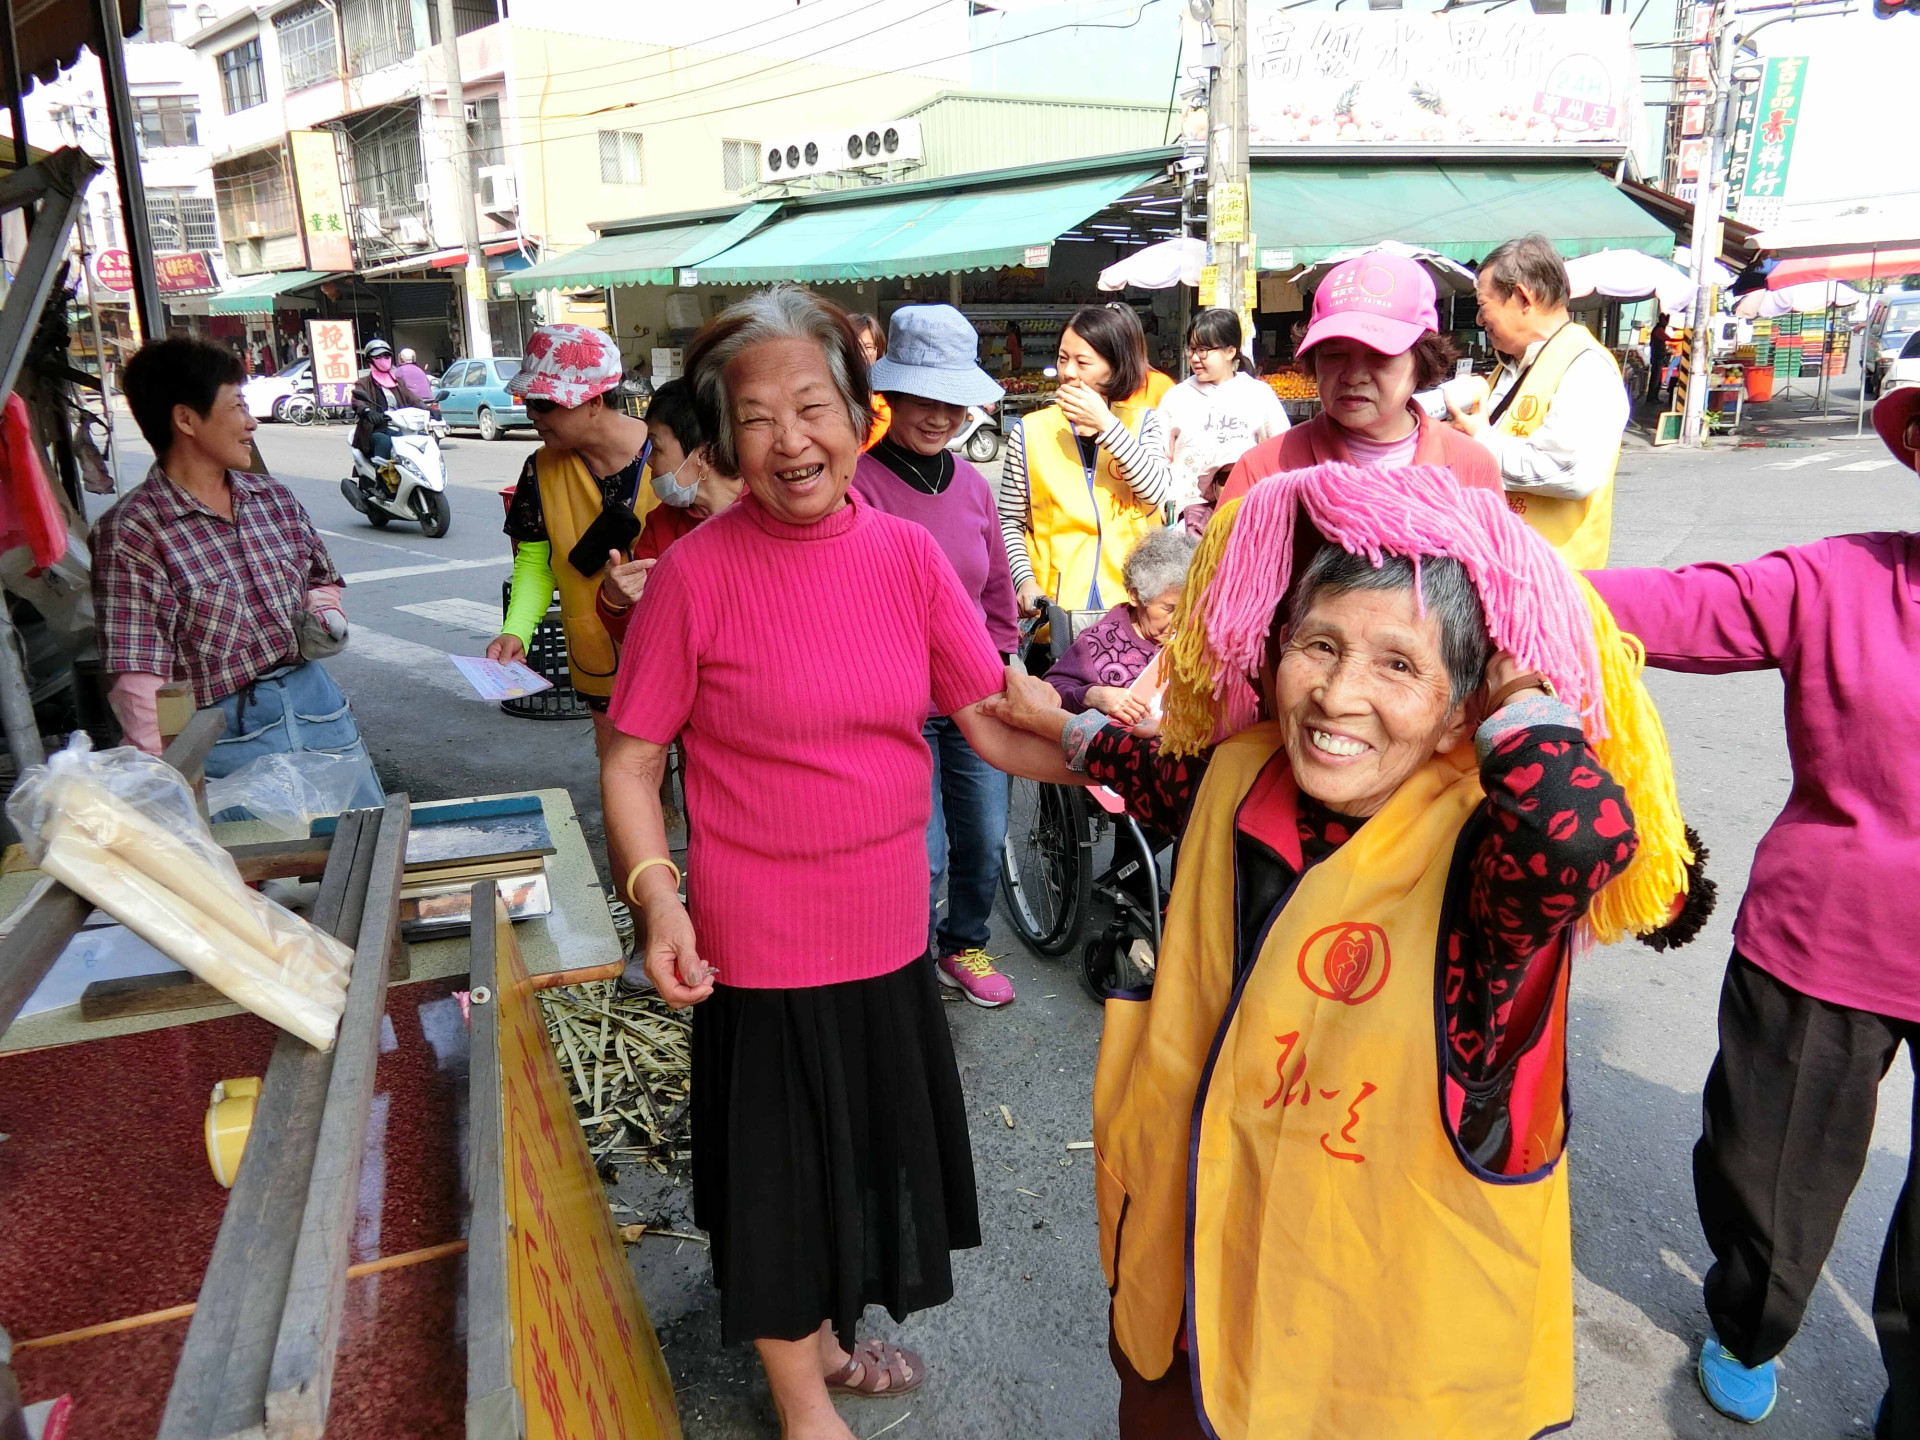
xmin=99 ymin=402 xmax=1917 ymax=1438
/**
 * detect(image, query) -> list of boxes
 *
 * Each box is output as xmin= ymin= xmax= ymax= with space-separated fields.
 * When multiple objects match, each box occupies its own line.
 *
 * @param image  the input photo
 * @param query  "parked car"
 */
xmin=434 ymin=356 xmax=530 ymax=440
xmin=241 ymin=358 xmax=314 ymax=421
xmin=1884 ymin=329 xmax=1920 ymax=396
xmin=1865 ymin=293 xmax=1920 ymax=398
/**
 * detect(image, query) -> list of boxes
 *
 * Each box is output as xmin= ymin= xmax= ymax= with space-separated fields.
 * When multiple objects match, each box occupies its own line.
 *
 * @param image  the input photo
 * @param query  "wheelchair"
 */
xmin=999 ymin=601 xmax=1169 ymax=998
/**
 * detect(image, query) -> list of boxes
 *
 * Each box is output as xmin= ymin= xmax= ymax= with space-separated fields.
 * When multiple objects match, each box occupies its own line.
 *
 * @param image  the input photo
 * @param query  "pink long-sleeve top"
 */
xmin=1587 ymin=532 xmax=1920 ymax=1021
xmin=609 ymin=487 xmax=1005 ymax=990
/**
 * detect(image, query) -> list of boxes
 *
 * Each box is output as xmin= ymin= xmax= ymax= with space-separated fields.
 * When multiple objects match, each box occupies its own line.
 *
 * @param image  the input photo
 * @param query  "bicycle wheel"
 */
xmin=283 ymin=394 xmax=316 ymax=426
xmin=1000 ymin=779 xmax=1093 ymax=956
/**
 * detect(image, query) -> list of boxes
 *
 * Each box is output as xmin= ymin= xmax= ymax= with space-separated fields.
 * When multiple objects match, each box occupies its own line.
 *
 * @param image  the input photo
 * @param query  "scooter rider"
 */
xmin=351 ymin=339 xmax=425 ymax=480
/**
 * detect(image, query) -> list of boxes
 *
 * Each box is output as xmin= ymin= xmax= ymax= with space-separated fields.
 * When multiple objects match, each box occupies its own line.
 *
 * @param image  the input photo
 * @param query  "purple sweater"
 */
xmin=852 ymin=450 xmax=1020 ymax=655
xmin=1588 ymin=533 xmax=1920 ymax=1021
xmin=1043 ymin=604 xmax=1158 ymax=713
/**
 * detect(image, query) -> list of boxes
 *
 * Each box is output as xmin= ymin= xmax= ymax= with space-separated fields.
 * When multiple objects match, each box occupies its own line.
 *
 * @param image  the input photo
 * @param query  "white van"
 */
xmin=1866 ymin=292 xmax=1920 ymax=397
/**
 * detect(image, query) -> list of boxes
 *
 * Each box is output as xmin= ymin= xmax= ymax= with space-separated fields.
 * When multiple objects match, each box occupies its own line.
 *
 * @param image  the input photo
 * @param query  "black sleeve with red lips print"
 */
xmin=1447 ymin=723 xmax=1639 ymax=1084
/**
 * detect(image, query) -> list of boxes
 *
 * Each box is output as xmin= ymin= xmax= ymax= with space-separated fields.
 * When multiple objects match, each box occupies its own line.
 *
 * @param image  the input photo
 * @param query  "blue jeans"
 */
xmin=206 ymin=660 xmax=385 ymax=820
xmin=925 ymin=715 xmax=1009 ymax=956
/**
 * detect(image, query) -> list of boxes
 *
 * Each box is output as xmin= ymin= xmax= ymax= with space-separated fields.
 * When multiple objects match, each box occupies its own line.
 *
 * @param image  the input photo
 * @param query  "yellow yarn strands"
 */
xmin=1161 ymin=498 xmax=1246 ymax=758
xmin=1579 ymin=574 xmax=1694 ymax=944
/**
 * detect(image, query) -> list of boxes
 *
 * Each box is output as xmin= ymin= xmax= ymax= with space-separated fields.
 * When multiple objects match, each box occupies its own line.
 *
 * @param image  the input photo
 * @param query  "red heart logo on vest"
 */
xmin=1297 ymin=922 xmax=1392 ymax=1005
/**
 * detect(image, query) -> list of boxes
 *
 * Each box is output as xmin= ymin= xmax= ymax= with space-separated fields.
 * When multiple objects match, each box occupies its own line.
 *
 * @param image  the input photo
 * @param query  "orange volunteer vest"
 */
xmin=1018 ymin=396 xmax=1162 ymax=611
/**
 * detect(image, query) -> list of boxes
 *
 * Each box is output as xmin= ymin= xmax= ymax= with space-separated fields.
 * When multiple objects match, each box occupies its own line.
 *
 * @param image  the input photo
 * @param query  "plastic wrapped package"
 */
xmin=205 ymin=751 xmax=373 ymax=835
xmin=7 ymin=735 xmax=354 ymax=1049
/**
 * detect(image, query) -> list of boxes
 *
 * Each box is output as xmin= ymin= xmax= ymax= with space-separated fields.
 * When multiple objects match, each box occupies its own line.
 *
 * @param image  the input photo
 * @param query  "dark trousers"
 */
xmin=924 ymin=715 xmax=1008 ymax=957
xmin=1110 ymin=1325 xmax=1204 ymax=1440
xmin=1696 ymin=950 xmax=1920 ymax=1434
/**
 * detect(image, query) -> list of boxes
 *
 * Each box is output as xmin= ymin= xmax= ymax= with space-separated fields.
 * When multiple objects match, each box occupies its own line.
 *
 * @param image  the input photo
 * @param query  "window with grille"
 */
xmin=339 ymin=0 xmax=414 ymax=78
xmin=215 ymin=150 xmax=298 ymax=241
xmin=472 ymin=96 xmax=504 ymax=168
xmin=426 ymin=0 xmax=499 ymax=43
xmin=722 ymin=138 xmax=759 ymax=193
xmin=598 ymin=131 xmax=644 ymax=186
xmin=148 ymin=189 xmax=219 ymax=252
xmin=134 ymin=95 xmax=199 ymax=150
xmin=347 ymin=107 xmax=425 ymax=223
xmin=276 ymin=3 xmax=338 ymax=92
xmin=217 ymin=39 xmax=266 ymax=114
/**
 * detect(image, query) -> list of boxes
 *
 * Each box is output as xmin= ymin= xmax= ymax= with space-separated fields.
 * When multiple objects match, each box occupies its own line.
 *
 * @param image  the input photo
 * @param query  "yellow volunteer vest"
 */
xmin=1095 ymin=725 xmax=1574 ymax=1440
xmin=1494 ymin=323 xmax=1621 ymax=570
xmin=533 ymin=447 xmax=624 ymax=698
xmin=1020 ymin=399 xmax=1162 ymax=611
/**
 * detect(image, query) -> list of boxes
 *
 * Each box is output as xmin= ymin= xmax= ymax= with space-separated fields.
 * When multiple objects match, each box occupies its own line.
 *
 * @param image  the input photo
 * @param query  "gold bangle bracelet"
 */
xmin=624 ymin=857 xmax=682 ymax=906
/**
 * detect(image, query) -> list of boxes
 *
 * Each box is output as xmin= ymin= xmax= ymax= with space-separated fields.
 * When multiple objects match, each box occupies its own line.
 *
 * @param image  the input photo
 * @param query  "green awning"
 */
xmin=1249 ymin=164 xmax=1672 ymax=266
xmin=207 ymin=270 xmax=328 ymax=315
xmin=691 ymin=167 xmax=1162 ymax=285
xmin=508 ymin=203 xmax=780 ymax=294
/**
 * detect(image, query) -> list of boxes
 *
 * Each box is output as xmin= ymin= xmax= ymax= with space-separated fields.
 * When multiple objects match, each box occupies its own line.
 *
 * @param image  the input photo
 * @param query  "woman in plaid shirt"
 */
xmin=91 ymin=339 xmax=382 ymax=809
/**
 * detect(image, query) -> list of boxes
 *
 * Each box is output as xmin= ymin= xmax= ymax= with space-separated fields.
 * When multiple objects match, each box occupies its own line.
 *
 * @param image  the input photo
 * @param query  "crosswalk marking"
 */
xmin=394 ymin=597 xmax=506 ymax=636
xmin=336 ymin=626 xmax=474 ymax=696
xmin=1832 ymin=459 xmax=1896 ymax=473
xmin=1763 ymin=455 xmax=1825 ymax=470
xmin=342 ymin=557 xmax=509 ymax=584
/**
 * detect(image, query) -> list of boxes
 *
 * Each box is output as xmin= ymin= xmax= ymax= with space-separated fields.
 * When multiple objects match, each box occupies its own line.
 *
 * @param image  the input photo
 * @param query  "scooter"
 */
xmin=948 ymin=403 xmax=1002 ymax=464
xmin=340 ymin=407 xmax=453 ymax=538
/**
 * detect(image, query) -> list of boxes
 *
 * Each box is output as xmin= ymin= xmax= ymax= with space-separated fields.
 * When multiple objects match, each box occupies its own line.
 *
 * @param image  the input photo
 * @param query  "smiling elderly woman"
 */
xmin=980 ymin=464 xmax=1704 ymax=1439
xmin=600 ymin=285 xmax=1074 ymax=1440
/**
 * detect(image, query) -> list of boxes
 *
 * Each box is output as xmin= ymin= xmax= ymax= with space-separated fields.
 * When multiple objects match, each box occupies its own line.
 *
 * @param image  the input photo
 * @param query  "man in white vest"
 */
xmin=1447 ymin=234 xmax=1629 ymax=569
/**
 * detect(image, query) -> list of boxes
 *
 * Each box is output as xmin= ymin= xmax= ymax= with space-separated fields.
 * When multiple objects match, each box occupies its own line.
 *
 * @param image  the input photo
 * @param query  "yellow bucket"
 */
xmin=204 ymin=1076 xmax=262 ymax=1188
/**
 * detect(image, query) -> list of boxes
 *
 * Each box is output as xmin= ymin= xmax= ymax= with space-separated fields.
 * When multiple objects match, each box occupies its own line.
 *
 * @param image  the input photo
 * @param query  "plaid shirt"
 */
xmin=91 ymin=465 xmax=343 ymax=707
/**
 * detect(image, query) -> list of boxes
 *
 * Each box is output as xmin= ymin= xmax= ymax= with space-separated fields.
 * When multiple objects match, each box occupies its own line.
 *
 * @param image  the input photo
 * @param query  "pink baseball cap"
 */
xmin=1297 ymin=252 xmax=1440 ymax=359
xmin=506 ymin=323 xmax=627 ymax=408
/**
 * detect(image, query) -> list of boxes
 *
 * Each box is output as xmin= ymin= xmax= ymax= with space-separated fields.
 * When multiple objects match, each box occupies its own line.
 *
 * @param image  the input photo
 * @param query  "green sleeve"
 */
xmin=502 ymin=541 xmax=556 ymax=645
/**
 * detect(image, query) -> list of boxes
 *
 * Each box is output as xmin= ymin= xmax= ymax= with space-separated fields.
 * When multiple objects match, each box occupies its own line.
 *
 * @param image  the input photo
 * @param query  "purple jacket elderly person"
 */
xmin=851 ymin=304 xmax=1020 ymax=1008
xmin=1044 ymin=526 xmax=1197 ymax=723
xmin=1584 ymin=387 xmax=1920 ymax=1435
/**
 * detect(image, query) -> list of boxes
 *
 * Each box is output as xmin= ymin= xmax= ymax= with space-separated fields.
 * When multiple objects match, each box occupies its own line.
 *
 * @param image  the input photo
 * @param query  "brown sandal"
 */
xmin=824 ymin=1339 xmax=925 ymax=1397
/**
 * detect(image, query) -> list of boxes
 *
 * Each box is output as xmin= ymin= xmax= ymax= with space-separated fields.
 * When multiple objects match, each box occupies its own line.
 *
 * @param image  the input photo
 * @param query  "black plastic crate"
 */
xmin=499 ymin=581 xmax=595 ymax=721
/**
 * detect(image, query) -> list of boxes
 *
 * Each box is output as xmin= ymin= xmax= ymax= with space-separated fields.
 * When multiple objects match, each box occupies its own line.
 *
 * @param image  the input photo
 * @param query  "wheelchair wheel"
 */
xmin=1001 ymin=778 xmax=1093 ymax=956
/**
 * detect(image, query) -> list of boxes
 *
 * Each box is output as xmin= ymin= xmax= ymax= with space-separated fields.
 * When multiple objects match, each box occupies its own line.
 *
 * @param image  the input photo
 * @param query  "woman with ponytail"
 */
xmin=1157 ymin=307 xmax=1289 ymax=525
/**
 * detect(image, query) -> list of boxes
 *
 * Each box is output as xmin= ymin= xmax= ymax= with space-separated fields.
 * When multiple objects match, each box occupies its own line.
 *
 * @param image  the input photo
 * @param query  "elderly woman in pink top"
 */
xmin=601 ymin=285 xmax=1073 ymax=1440
xmin=1585 ymin=387 xmax=1920 ymax=1436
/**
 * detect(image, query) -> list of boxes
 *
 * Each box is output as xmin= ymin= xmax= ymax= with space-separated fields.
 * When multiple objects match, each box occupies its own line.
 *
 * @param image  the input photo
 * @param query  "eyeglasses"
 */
xmin=523 ymin=398 xmax=561 ymax=416
xmin=1187 ymin=344 xmax=1234 ymax=357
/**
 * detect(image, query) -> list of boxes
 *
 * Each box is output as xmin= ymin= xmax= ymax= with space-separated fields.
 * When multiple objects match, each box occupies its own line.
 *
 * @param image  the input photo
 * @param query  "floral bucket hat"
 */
xmin=506 ymin=324 xmax=627 ymax=408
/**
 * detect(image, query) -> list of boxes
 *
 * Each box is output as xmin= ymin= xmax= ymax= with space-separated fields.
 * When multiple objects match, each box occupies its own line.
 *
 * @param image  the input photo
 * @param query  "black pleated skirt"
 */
xmin=691 ymin=952 xmax=981 ymax=1347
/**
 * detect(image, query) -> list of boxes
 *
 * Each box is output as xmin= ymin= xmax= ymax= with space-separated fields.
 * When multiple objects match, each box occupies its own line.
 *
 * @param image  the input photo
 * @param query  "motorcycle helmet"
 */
xmin=363 ymin=338 xmax=393 ymax=359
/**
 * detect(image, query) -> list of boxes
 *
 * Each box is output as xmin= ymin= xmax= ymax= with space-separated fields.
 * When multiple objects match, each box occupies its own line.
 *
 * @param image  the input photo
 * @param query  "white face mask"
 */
xmin=650 ymin=463 xmax=700 ymax=508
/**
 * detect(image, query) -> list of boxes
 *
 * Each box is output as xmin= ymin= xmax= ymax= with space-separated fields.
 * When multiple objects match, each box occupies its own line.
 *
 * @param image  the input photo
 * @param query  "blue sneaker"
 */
xmin=1697 ymin=1329 xmax=1777 ymax=1423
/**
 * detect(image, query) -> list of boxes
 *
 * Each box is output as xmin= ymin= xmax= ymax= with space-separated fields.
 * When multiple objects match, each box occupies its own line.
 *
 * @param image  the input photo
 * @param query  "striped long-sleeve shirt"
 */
xmin=996 ymin=408 xmax=1172 ymax=590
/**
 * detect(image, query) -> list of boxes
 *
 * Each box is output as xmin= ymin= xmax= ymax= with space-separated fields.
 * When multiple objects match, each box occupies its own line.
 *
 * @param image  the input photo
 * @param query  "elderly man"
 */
xmin=394 ymin=347 xmax=435 ymax=406
xmin=1447 ymin=234 xmax=1629 ymax=569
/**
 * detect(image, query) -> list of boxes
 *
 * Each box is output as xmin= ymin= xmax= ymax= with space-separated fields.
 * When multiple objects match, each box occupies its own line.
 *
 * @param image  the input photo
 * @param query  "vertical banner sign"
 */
xmin=1723 ymin=74 xmax=1764 ymax=199
xmin=290 ymin=129 xmax=354 ymax=271
xmin=1738 ymin=57 xmax=1808 ymax=229
xmin=495 ymin=915 xmax=683 ymax=1439
xmin=308 ymin=318 xmax=357 ymax=406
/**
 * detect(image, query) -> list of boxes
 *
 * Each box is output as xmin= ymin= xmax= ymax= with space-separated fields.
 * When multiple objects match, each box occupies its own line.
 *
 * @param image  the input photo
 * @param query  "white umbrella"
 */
xmin=1732 ymin=280 xmax=1866 ymax=318
xmin=1564 ymin=248 xmax=1696 ymax=313
xmin=1098 ymin=237 xmax=1207 ymax=292
xmin=1283 ymin=241 xmax=1479 ymax=296
xmin=1670 ymin=246 xmax=1738 ymax=291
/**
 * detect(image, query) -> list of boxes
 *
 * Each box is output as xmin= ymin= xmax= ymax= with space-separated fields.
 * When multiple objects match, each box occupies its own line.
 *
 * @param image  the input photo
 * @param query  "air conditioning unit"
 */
xmin=357 ymin=206 xmax=384 ymax=238
xmin=478 ymin=165 xmax=518 ymax=216
xmin=396 ymin=216 xmax=429 ymax=246
xmin=759 ymin=118 xmax=922 ymax=184
xmin=463 ymin=102 xmax=479 ymax=124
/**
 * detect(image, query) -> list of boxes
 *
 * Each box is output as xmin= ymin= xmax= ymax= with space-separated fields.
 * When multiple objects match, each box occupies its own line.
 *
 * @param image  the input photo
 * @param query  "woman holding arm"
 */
xmin=998 ymin=303 xmax=1172 ymax=619
xmin=1585 ymin=390 xmax=1920 ymax=1436
xmin=601 ymin=285 xmax=1072 ymax=1440
xmin=981 ymin=463 xmax=1700 ymax=1439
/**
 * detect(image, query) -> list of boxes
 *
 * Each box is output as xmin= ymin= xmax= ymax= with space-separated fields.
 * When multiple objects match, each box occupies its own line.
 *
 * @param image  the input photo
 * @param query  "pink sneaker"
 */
xmin=936 ymin=948 xmax=1016 ymax=1008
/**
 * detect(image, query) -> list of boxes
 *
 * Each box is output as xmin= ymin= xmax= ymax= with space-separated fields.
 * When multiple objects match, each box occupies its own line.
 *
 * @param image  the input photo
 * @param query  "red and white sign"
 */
xmin=155 ymin=251 xmax=219 ymax=296
xmin=90 ymin=249 xmax=133 ymax=293
xmin=308 ymin=318 xmax=357 ymax=407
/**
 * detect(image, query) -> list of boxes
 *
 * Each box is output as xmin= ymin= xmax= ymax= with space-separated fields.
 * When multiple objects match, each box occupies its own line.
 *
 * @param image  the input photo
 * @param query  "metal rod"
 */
xmin=90 ymin=0 xmax=164 ymax=342
xmin=0 ymin=0 xmax=28 ymax=173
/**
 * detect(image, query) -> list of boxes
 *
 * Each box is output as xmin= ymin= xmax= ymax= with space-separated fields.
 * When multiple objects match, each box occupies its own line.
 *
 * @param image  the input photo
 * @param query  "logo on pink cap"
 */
xmin=1298 ymin=251 xmax=1440 ymax=358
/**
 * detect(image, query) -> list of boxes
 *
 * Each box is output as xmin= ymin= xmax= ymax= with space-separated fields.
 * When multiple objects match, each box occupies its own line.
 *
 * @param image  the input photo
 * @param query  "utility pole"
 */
xmin=437 ymin=0 xmax=492 ymax=358
xmin=1206 ymin=0 xmax=1251 ymax=328
xmin=1679 ymin=0 xmax=1856 ymax=446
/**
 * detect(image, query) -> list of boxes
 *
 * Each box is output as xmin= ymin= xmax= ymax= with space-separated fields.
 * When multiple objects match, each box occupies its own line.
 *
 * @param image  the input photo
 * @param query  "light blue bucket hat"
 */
xmin=867 ymin=304 xmax=1004 ymax=407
